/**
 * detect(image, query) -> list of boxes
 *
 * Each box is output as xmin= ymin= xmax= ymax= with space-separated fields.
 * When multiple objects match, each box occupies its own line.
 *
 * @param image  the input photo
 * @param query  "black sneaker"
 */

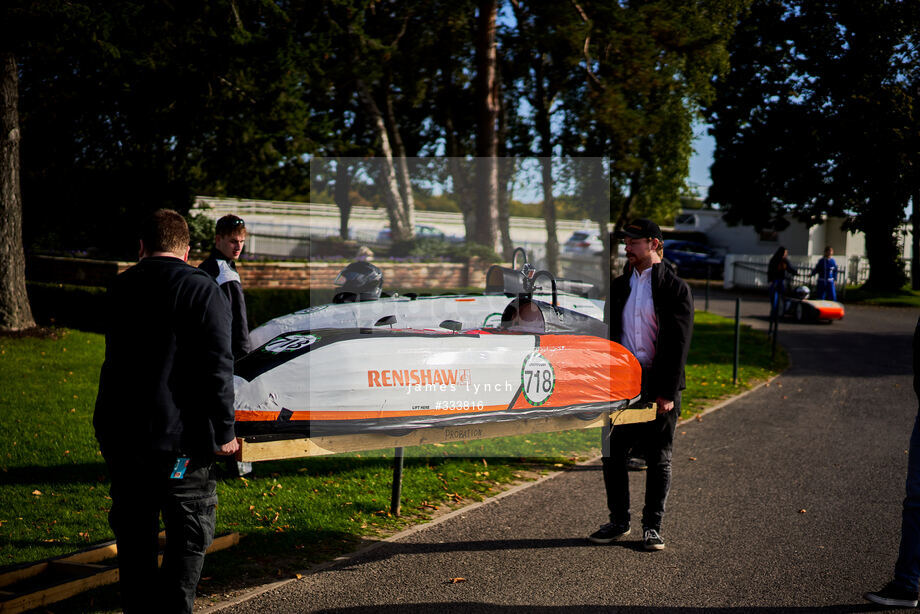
xmin=643 ymin=527 xmax=665 ymax=551
xmin=588 ymin=522 xmax=630 ymax=544
xmin=864 ymin=582 xmax=919 ymax=608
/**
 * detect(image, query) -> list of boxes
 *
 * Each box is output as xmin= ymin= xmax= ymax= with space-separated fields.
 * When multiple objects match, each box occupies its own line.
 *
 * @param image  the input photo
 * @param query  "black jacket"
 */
xmin=914 ymin=316 xmax=920 ymax=404
xmin=199 ymin=249 xmax=251 ymax=359
xmin=94 ymin=257 xmax=236 ymax=457
xmin=767 ymin=255 xmax=797 ymax=283
xmin=605 ymin=262 xmax=694 ymax=401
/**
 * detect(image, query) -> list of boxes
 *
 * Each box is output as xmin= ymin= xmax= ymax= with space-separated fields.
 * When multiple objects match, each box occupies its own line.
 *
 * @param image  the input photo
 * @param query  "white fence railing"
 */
xmin=193 ymin=196 xmax=601 ymax=234
xmin=192 ymin=196 xmax=609 ymax=265
xmin=725 ymin=254 xmax=911 ymax=292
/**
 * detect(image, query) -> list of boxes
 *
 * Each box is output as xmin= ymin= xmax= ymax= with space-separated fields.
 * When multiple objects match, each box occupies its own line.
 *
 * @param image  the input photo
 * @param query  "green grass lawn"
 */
xmin=843 ymin=284 xmax=920 ymax=308
xmin=0 ymin=312 xmax=785 ymax=610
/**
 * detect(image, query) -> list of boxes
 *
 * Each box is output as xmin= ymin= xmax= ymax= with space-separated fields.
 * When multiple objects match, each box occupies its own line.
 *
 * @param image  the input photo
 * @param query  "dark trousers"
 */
xmin=769 ymin=279 xmax=785 ymax=320
xmin=815 ymin=279 xmax=837 ymax=301
xmin=895 ymin=410 xmax=920 ymax=591
xmin=602 ymin=389 xmax=681 ymax=532
xmin=105 ymin=453 xmax=217 ymax=614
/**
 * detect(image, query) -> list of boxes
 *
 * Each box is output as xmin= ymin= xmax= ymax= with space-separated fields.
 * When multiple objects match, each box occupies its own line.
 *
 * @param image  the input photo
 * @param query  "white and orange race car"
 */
xmin=781 ymin=285 xmax=845 ymax=323
xmin=233 ymin=298 xmax=641 ymax=437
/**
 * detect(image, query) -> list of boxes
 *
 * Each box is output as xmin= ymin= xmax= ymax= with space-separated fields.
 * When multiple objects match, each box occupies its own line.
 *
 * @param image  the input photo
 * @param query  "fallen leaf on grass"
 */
xmin=31 ymin=490 xmax=42 ymax=496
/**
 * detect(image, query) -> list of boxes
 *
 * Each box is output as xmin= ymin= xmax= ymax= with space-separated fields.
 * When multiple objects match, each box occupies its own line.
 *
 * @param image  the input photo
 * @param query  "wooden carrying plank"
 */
xmin=0 ymin=567 xmax=119 ymax=614
xmin=0 ymin=540 xmax=121 ymax=590
xmin=0 ymin=533 xmax=239 ymax=614
xmin=239 ymin=406 xmax=656 ymax=462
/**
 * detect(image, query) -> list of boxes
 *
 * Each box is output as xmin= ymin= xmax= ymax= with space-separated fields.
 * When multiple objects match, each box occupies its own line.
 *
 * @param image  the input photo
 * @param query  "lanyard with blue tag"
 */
xmin=171 ymin=457 xmax=190 ymax=480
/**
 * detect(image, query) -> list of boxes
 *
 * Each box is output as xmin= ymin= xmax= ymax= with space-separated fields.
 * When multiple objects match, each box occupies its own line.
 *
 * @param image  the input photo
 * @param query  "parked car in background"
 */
xmin=563 ymin=230 xmax=605 ymax=255
xmin=662 ymin=240 xmax=725 ymax=279
xmin=376 ymin=224 xmax=451 ymax=244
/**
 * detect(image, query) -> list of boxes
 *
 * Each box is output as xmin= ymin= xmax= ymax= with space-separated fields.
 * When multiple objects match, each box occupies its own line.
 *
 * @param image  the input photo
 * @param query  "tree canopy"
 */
xmin=705 ymin=0 xmax=920 ymax=289
xmin=6 ymin=0 xmax=741 ymax=259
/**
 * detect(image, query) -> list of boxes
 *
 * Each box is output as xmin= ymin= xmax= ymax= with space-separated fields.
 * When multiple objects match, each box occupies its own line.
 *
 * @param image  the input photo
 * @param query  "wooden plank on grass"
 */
xmin=57 ymin=542 xmax=118 ymax=566
xmin=0 ymin=532 xmax=239 ymax=614
xmin=239 ymin=406 xmax=657 ymax=462
xmin=0 ymin=563 xmax=48 ymax=590
xmin=46 ymin=562 xmax=109 ymax=578
xmin=0 ymin=567 xmax=119 ymax=614
xmin=0 ymin=539 xmax=120 ymax=589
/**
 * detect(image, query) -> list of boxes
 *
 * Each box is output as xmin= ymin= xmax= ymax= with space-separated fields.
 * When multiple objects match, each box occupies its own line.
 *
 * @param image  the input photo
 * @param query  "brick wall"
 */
xmin=27 ymin=255 xmax=491 ymax=290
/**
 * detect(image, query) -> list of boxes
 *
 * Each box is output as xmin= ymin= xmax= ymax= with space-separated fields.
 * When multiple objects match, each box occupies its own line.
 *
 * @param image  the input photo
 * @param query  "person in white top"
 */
xmin=589 ymin=218 xmax=693 ymax=551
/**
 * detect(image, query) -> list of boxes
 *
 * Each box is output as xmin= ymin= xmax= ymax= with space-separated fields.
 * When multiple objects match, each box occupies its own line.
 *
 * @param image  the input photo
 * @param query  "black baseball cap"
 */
xmin=615 ymin=218 xmax=662 ymax=241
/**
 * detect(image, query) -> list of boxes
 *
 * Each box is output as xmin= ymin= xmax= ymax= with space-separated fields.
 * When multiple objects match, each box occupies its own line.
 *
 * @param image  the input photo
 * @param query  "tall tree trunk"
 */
xmin=864 ymin=205 xmax=908 ymax=291
xmin=534 ymin=59 xmax=559 ymax=275
xmin=334 ymin=159 xmax=352 ymax=241
xmin=913 ymin=190 xmax=919 ymax=290
xmin=446 ymin=147 xmax=476 ymax=241
xmin=539 ymin=157 xmax=559 ymax=276
xmin=441 ymin=50 xmax=476 ymax=242
xmin=356 ymin=79 xmax=413 ymax=242
xmin=497 ymin=158 xmax=514 ymax=258
xmin=474 ymin=0 xmax=500 ymax=252
xmin=0 ymin=52 xmax=35 ymax=332
xmin=383 ymin=82 xmax=415 ymax=233
xmin=496 ymin=100 xmax=513 ymax=259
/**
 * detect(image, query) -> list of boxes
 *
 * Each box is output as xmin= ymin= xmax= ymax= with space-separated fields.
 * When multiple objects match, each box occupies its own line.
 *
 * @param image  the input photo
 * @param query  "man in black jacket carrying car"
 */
xmin=95 ymin=209 xmax=239 ymax=614
xmin=589 ymin=218 xmax=693 ymax=551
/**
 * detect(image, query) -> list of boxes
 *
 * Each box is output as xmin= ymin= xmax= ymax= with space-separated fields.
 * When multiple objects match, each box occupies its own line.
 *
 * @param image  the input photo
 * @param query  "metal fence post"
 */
xmin=391 ymin=447 xmax=404 ymax=517
xmin=771 ymin=309 xmax=779 ymax=362
xmin=601 ymin=413 xmax=612 ymax=458
xmin=705 ymin=263 xmax=711 ymax=312
xmin=733 ymin=298 xmax=741 ymax=385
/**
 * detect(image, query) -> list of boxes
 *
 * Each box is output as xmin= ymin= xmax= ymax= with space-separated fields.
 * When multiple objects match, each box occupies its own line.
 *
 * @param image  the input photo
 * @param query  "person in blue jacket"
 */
xmin=811 ymin=246 xmax=838 ymax=301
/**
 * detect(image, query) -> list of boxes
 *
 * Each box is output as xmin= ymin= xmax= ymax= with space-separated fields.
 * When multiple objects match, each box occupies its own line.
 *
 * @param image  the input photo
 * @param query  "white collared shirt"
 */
xmin=622 ymin=266 xmax=658 ymax=367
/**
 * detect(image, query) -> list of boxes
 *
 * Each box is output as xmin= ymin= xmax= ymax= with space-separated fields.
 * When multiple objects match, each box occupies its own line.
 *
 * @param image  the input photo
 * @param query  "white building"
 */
xmin=674 ymin=209 xmax=912 ymax=288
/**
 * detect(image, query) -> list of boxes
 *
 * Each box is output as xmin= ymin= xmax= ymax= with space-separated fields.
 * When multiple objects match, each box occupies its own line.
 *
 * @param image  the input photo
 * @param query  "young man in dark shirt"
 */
xmin=199 ymin=214 xmax=251 ymax=359
xmin=94 ymin=209 xmax=239 ymax=613
xmin=589 ymin=219 xmax=693 ymax=551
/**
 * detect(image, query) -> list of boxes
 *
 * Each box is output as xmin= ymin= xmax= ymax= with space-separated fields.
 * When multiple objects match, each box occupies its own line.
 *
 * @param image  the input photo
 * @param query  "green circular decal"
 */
xmin=520 ymin=351 xmax=555 ymax=406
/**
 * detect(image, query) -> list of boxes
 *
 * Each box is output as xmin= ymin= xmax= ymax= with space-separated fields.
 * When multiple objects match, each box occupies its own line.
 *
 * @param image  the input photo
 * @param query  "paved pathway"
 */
xmin=214 ymin=291 xmax=917 ymax=613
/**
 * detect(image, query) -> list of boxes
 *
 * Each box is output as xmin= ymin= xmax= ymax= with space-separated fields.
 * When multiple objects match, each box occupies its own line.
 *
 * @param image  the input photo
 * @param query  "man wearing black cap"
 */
xmin=589 ymin=218 xmax=693 ymax=551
